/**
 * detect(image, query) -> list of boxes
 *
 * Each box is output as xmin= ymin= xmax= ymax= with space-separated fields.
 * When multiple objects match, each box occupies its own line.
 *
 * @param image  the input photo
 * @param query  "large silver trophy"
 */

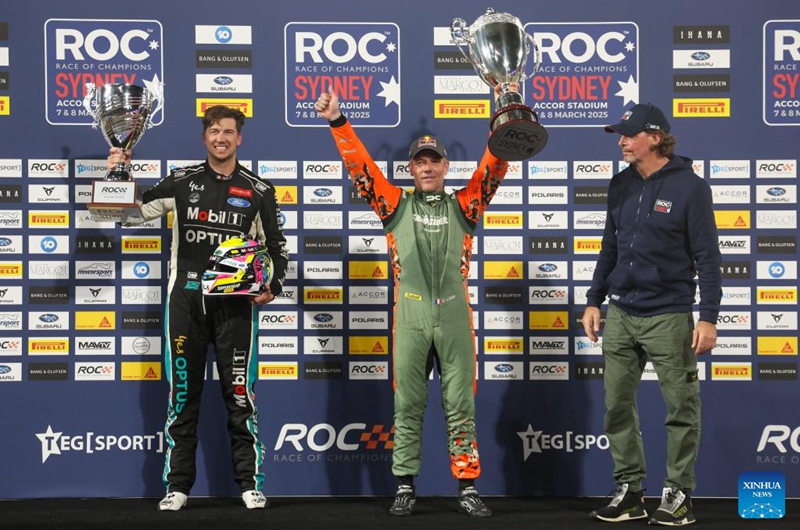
xmin=451 ymin=8 xmax=548 ymax=160
xmin=83 ymin=82 xmax=163 ymax=223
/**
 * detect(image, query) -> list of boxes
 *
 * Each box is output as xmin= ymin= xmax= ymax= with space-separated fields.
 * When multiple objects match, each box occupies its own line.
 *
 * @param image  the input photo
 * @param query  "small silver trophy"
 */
xmin=451 ymin=8 xmax=548 ymax=160
xmin=83 ymin=82 xmax=163 ymax=223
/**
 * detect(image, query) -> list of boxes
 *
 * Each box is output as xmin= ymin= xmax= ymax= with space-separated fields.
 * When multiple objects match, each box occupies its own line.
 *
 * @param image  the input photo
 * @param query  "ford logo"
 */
xmin=39 ymin=314 xmax=59 ymax=323
xmin=0 ymin=365 xmax=11 ymax=374
xmin=494 ymin=364 xmax=514 ymax=373
xmin=767 ymin=187 xmax=786 ymax=196
xmin=227 ymin=198 xmax=251 ymax=208
xmin=0 ymin=237 xmax=11 ymax=246
xmin=314 ymin=188 xmax=333 ymax=197
xmin=538 ymin=263 xmax=557 ymax=272
xmin=314 ymin=313 xmax=334 ymax=323
xmin=691 ymin=51 xmax=711 ymax=61
xmin=213 ymin=76 xmax=233 ymax=86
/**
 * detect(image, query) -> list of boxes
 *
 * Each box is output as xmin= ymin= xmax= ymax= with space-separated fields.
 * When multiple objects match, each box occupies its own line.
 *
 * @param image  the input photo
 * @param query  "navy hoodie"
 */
xmin=585 ymin=155 xmax=722 ymax=323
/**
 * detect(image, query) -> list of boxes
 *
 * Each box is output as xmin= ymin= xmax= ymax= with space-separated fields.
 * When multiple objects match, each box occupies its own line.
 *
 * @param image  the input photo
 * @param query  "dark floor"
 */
xmin=0 ymin=497 xmax=796 ymax=530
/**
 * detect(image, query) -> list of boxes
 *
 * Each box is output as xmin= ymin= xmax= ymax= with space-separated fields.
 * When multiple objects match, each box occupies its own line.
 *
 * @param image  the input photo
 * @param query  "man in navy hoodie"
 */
xmin=582 ymin=103 xmax=722 ymax=526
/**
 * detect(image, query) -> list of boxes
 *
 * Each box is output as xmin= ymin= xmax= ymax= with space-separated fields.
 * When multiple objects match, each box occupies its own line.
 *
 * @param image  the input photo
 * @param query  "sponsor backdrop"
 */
xmin=0 ymin=0 xmax=798 ymax=499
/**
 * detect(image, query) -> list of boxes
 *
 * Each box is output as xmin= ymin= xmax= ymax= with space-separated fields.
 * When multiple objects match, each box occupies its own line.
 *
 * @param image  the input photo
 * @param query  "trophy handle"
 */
xmin=450 ymin=18 xmax=472 ymax=62
xmin=521 ymin=32 xmax=542 ymax=82
xmin=145 ymin=83 xmax=165 ymax=129
xmin=83 ymin=83 xmax=98 ymax=127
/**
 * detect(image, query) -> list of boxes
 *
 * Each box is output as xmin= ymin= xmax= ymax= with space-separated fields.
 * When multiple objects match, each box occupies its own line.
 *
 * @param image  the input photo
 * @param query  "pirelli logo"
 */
xmin=0 ymin=263 xmax=22 ymax=277
xmin=196 ymin=98 xmax=253 ymax=117
xmin=275 ymin=186 xmax=298 ymax=205
xmin=259 ymin=362 xmax=298 ymax=380
xmin=673 ymin=98 xmax=730 ymax=117
xmin=574 ymin=238 xmax=602 ymax=253
xmin=484 ymin=213 xmax=523 ymax=227
xmin=304 ymin=288 xmax=343 ymax=303
xmin=349 ymin=336 xmax=389 ymax=355
xmin=714 ymin=210 xmax=750 ymax=229
xmin=484 ymin=338 xmax=524 ymax=353
xmin=711 ymin=362 xmax=752 ymax=380
xmin=121 ymin=237 xmax=162 ymax=253
xmin=0 ymin=96 xmax=8 ymax=115
xmin=757 ymin=288 xmax=797 ymax=304
xmin=349 ymin=261 xmax=389 ymax=280
xmin=434 ymin=99 xmax=490 ymax=118
xmin=29 ymin=212 xmax=69 ymax=227
xmin=28 ymin=339 xmax=69 ymax=353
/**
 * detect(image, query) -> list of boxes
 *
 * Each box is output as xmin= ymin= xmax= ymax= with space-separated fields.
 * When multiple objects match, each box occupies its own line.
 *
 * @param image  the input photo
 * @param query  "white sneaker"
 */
xmin=158 ymin=491 xmax=188 ymax=511
xmin=242 ymin=490 xmax=269 ymax=509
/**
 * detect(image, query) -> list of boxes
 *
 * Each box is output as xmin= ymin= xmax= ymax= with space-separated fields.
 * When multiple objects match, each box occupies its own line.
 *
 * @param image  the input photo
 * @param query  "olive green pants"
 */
xmin=602 ymin=304 xmax=701 ymax=492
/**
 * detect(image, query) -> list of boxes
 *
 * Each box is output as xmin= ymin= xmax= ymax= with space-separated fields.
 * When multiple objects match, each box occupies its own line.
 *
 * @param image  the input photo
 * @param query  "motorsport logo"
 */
xmin=517 ymin=424 xmax=609 ymax=460
xmin=44 ymin=19 xmax=164 ymax=126
xmin=763 ymin=20 xmax=800 ymax=126
xmin=35 ymin=425 xmax=166 ymax=463
xmin=285 ymin=22 xmax=400 ymax=127
xmin=526 ymin=22 xmax=639 ymax=127
xmin=273 ymin=422 xmax=393 ymax=463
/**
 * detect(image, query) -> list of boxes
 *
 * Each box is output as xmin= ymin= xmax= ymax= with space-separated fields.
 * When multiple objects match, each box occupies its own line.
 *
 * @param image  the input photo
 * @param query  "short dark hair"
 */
xmin=202 ymin=105 xmax=246 ymax=133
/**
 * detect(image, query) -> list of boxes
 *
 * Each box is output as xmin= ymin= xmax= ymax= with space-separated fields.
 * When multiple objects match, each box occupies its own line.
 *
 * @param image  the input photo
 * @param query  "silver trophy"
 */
xmin=83 ymin=82 xmax=163 ymax=223
xmin=451 ymin=8 xmax=548 ymax=160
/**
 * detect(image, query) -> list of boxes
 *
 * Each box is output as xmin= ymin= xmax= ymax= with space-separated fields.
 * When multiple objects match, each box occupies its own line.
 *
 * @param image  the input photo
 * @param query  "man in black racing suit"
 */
xmin=108 ymin=105 xmax=289 ymax=511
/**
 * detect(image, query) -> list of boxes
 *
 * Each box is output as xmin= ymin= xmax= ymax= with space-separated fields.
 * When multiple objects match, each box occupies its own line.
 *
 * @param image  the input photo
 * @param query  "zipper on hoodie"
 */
xmin=629 ymin=178 xmax=648 ymax=311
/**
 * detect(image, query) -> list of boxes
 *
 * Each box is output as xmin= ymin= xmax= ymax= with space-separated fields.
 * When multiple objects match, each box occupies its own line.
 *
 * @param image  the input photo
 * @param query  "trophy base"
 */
xmin=489 ymin=105 xmax=548 ymax=161
xmin=88 ymin=203 xmax=146 ymax=225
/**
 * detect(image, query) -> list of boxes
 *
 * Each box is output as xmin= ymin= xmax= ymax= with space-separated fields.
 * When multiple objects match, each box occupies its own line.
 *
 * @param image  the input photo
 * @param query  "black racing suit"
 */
xmin=137 ymin=161 xmax=289 ymax=494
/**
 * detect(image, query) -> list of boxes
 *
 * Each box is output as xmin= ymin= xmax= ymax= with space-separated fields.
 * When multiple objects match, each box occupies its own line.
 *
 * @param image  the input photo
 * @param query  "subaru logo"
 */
xmin=0 ymin=238 xmax=11 ymax=246
xmin=213 ymin=76 xmax=233 ymax=86
xmin=767 ymin=187 xmax=786 ymax=196
xmin=538 ymin=263 xmax=557 ymax=273
xmin=494 ymin=363 xmax=514 ymax=373
xmin=39 ymin=314 xmax=59 ymax=323
xmin=314 ymin=313 xmax=334 ymax=323
xmin=0 ymin=365 xmax=10 ymax=374
xmin=691 ymin=51 xmax=711 ymax=61
xmin=227 ymin=198 xmax=251 ymax=208
xmin=314 ymin=188 xmax=333 ymax=197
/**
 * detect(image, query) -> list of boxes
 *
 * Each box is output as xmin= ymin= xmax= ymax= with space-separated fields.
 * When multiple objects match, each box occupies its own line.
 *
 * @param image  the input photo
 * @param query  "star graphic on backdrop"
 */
xmin=516 ymin=424 xmax=543 ymax=461
xmin=614 ymin=75 xmax=639 ymax=106
xmin=377 ymin=76 xmax=400 ymax=107
xmin=386 ymin=42 xmax=396 ymax=53
xmin=624 ymin=41 xmax=636 ymax=52
xmin=36 ymin=425 xmax=62 ymax=463
xmin=148 ymin=39 xmax=160 ymax=51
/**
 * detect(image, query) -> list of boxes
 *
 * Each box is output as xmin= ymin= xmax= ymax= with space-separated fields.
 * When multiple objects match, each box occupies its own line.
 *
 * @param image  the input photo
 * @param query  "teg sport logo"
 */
xmin=44 ymin=19 xmax=164 ymax=125
xmin=284 ymin=22 xmax=400 ymax=127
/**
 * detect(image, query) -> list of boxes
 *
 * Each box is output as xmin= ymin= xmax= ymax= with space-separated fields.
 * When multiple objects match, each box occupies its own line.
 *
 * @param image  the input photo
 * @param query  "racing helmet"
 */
xmin=201 ymin=236 xmax=273 ymax=296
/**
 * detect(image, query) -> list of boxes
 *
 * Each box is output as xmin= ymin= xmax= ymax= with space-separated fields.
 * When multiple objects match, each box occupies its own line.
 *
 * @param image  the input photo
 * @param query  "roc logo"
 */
xmin=28 ymin=339 xmax=69 ymax=354
xmin=434 ymin=99 xmax=490 ymax=118
xmin=275 ymin=186 xmax=298 ymax=204
xmin=757 ymin=337 xmax=798 ymax=356
xmin=121 ymin=362 xmax=161 ymax=381
xmin=673 ymin=98 xmax=730 ymax=117
xmin=530 ymin=311 xmax=569 ymax=330
xmin=484 ymin=261 xmax=524 ymax=280
xmin=714 ymin=210 xmax=750 ymax=229
xmin=304 ymin=288 xmax=343 ymax=304
xmin=196 ymin=98 xmax=253 ymax=117
xmin=349 ymin=261 xmax=389 ymax=280
xmin=259 ymin=362 xmax=298 ymax=380
xmin=574 ymin=238 xmax=602 ymax=253
xmin=75 ymin=311 xmax=115 ymax=330
xmin=348 ymin=336 xmax=389 ymax=355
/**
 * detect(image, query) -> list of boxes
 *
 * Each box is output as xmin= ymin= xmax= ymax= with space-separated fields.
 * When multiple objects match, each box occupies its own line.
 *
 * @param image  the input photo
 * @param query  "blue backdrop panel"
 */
xmin=0 ymin=0 xmax=798 ymax=499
